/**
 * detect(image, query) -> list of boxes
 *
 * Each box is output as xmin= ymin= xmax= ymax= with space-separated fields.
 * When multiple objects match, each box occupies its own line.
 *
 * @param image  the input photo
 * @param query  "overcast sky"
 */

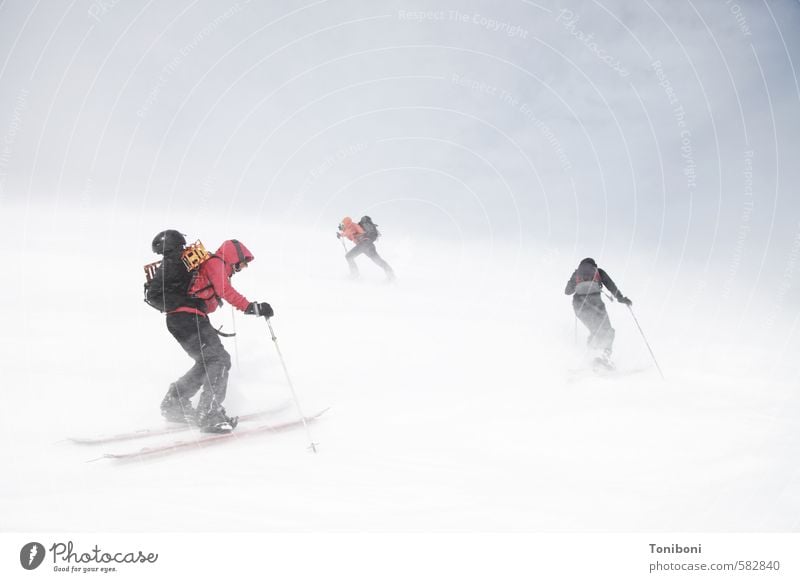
xmin=1 ymin=0 xmax=799 ymax=296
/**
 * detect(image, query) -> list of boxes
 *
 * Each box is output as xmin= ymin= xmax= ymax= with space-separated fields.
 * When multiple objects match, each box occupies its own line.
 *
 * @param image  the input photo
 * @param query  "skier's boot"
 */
xmin=160 ymin=384 xmax=196 ymax=424
xmin=198 ymin=406 xmax=238 ymax=433
xmin=592 ymin=349 xmax=616 ymax=372
xmin=347 ymin=260 xmax=360 ymax=280
xmin=196 ymin=394 xmax=238 ymax=433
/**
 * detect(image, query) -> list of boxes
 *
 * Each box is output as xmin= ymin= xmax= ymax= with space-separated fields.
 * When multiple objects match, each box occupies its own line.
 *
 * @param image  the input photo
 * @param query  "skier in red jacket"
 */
xmin=156 ymin=234 xmax=273 ymax=433
xmin=337 ymin=216 xmax=395 ymax=281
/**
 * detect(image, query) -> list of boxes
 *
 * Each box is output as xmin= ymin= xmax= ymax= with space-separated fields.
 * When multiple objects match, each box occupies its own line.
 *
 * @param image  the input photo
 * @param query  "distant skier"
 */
xmin=146 ymin=230 xmax=274 ymax=433
xmin=564 ymin=258 xmax=632 ymax=369
xmin=337 ymin=216 xmax=395 ymax=281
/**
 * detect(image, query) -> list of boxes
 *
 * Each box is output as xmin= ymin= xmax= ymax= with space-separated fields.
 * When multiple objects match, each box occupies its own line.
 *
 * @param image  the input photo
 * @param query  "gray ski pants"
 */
xmin=572 ymin=293 xmax=615 ymax=354
xmin=166 ymin=312 xmax=231 ymax=412
xmin=345 ymin=240 xmax=394 ymax=277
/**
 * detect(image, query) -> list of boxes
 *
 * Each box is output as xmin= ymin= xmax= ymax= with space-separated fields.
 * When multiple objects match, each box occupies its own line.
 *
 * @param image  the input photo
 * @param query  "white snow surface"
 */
xmin=1 ymin=205 xmax=798 ymax=532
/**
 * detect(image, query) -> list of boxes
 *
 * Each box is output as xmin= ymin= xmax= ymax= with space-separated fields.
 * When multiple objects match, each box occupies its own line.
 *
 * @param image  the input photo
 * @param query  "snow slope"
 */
xmin=0 ymin=205 xmax=798 ymax=532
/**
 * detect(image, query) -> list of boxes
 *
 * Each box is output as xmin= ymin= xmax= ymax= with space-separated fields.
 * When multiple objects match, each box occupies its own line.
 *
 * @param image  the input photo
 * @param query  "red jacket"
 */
xmin=340 ymin=216 xmax=365 ymax=243
xmin=171 ymin=240 xmax=254 ymax=316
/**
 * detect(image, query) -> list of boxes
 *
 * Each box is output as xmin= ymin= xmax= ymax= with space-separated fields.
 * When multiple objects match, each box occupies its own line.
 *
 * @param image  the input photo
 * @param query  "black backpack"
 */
xmin=575 ymin=261 xmax=600 ymax=284
xmin=143 ymin=253 xmax=205 ymax=313
xmin=358 ymin=216 xmax=380 ymax=242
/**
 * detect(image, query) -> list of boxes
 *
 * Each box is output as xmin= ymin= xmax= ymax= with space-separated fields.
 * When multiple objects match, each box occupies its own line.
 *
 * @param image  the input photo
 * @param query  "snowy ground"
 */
xmin=1 ymin=205 xmax=798 ymax=532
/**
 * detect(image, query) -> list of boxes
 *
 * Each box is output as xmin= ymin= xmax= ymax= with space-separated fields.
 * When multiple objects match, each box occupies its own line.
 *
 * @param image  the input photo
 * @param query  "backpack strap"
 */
xmin=231 ymin=239 xmax=246 ymax=264
xmin=189 ymin=254 xmax=224 ymax=299
xmin=575 ymin=268 xmax=601 ymax=284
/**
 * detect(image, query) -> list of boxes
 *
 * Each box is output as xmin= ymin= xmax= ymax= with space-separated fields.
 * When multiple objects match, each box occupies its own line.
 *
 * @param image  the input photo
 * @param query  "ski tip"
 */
xmin=69 ymin=438 xmax=100 ymax=445
xmin=310 ymin=407 xmax=331 ymax=419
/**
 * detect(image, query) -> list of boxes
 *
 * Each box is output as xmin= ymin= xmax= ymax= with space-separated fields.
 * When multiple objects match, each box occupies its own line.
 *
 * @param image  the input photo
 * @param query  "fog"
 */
xmin=1 ymin=0 xmax=799 ymax=533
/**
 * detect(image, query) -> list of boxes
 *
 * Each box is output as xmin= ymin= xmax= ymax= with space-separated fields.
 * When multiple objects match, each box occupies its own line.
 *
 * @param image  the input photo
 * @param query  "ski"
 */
xmin=567 ymin=366 xmax=649 ymax=382
xmin=94 ymin=408 xmax=329 ymax=461
xmin=68 ymin=400 xmax=292 ymax=445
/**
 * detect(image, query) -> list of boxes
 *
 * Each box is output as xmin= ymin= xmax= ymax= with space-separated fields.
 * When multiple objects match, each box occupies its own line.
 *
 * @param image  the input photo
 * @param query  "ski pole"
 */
xmin=626 ymin=305 xmax=665 ymax=380
xmin=265 ymin=318 xmax=318 ymax=453
xmin=340 ymin=237 xmax=348 ymax=253
xmin=574 ymin=314 xmax=578 ymax=346
xmin=231 ymin=305 xmax=240 ymax=370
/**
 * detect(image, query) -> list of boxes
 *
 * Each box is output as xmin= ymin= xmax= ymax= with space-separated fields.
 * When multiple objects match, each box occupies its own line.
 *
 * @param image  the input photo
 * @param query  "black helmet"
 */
xmin=152 ymin=229 xmax=186 ymax=255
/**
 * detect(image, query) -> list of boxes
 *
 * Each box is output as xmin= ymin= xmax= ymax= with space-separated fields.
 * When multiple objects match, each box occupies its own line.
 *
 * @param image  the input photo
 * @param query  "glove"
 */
xmin=245 ymin=301 xmax=274 ymax=318
xmin=618 ymin=296 xmax=632 ymax=306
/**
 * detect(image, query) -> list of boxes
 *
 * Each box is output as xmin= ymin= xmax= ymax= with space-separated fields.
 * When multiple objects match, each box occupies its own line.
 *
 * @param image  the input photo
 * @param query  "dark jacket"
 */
xmin=564 ymin=259 xmax=625 ymax=300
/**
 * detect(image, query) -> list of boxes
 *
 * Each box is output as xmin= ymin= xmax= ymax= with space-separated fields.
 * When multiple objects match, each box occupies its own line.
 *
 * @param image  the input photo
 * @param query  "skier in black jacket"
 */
xmin=565 ymin=258 xmax=632 ymax=369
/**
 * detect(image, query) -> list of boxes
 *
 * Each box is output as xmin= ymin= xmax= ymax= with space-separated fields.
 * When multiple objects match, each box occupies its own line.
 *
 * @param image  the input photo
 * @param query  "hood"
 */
xmin=215 ymin=239 xmax=254 ymax=274
xmin=579 ymin=257 xmax=596 ymax=267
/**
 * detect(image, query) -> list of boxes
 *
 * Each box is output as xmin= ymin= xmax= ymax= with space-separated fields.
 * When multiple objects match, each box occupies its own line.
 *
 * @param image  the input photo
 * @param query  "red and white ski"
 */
xmin=94 ymin=408 xmax=329 ymax=461
xmin=68 ymin=401 xmax=292 ymax=445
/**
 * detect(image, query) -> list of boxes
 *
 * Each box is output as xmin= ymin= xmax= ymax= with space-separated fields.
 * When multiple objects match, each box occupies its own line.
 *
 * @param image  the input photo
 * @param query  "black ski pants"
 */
xmin=166 ymin=312 xmax=231 ymax=411
xmin=345 ymin=240 xmax=394 ymax=277
xmin=572 ymin=293 xmax=615 ymax=354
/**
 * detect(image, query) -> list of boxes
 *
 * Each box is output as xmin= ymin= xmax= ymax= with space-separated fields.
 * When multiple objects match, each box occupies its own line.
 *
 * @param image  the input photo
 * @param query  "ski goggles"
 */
xmin=231 ymin=239 xmax=250 ymax=272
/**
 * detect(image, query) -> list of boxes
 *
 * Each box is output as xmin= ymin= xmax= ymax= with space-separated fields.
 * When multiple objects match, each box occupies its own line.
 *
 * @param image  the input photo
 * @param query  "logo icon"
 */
xmin=20 ymin=542 xmax=46 ymax=570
